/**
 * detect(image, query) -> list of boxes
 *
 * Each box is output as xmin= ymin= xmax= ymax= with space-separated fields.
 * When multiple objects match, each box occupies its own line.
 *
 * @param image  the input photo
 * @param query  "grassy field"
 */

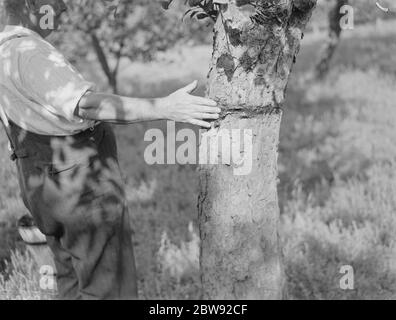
xmin=1 ymin=19 xmax=396 ymax=299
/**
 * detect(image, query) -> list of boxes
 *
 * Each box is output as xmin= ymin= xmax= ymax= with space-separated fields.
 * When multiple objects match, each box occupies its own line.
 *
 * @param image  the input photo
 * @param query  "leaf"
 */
xmin=190 ymin=11 xmax=199 ymax=18
xmin=160 ymin=0 xmax=174 ymax=10
xmin=196 ymin=13 xmax=208 ymax=19
xmin=188 ymin=0 xmax=202 ymax=6
xmin=183 ymin=8 xmax=198 ymax=20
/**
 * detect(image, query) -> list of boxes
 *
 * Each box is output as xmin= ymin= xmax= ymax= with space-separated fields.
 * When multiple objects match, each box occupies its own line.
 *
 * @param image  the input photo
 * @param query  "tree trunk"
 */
xmin=198 ymin=0 xmax=317 ymax=300
xmin=314 ymin=0 xmax=348 ymax=79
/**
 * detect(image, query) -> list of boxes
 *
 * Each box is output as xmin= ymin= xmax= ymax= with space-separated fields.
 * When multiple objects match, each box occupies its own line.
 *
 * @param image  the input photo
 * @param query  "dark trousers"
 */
xmin=8 ymin=121 xmax=138 ymax=300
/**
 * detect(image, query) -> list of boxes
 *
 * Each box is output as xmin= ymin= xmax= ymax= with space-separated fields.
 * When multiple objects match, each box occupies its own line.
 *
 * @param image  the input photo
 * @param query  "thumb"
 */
xmin=180 ymin=80 xmax=198 ymax=94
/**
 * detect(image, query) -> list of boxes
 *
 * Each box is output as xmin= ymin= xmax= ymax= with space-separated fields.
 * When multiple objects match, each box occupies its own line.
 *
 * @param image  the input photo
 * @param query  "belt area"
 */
xmin=9 ymin=121 xmax=103 ymax=161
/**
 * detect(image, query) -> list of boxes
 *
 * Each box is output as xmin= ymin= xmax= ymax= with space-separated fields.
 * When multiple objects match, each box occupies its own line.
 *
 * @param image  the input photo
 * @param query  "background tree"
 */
xmin=313 ymin=0 xmax=395 ymax=80
xmin=165 ymin=0 xmax=317 ymax=299
xmin=57 ymin=0 xmax=210 ymax=93
xmin=314 ymin=0 xmax=348 ymax=79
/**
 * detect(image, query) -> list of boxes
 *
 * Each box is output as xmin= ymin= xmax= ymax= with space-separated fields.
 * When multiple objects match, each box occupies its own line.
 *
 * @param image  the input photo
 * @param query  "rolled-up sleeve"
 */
xmin=20 ymin=45 xmax=95 ymax=122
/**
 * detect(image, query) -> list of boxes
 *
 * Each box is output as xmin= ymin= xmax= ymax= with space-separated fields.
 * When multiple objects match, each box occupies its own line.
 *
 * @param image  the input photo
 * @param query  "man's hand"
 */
xmin=77 ymin=80 xmax=221 ymax=126
xmin=158 ymin=80 xmax=221 ymax=128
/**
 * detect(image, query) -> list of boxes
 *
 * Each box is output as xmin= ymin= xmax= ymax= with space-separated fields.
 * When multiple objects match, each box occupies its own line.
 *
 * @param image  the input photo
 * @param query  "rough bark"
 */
xmin=314 ymin=0 xmax=348 ymax=80
xmin=198 ymin=0 xmax=317 ymax=300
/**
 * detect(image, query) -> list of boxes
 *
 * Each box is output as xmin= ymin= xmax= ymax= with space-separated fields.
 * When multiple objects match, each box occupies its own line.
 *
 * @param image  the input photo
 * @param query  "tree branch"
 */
xmin=90 ymin=33 xmax=117 ymax=92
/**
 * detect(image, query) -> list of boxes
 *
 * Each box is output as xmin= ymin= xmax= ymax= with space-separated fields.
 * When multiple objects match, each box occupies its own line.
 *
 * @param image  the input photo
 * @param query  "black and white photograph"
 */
xmin=0 ymin=0 xmax=395 ymax=307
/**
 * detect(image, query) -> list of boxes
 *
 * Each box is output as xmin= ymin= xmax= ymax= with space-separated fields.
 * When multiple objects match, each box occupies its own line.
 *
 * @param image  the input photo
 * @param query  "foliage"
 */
xmin=162 ymin=0 xmax=218 ymax=21
xmin=52 ymin=0 xmax=212 ymax=92
xmin=162 ymin=0 xmax=298 ymax=24
xmin=63 ymin=0 xmax=185 ymax=61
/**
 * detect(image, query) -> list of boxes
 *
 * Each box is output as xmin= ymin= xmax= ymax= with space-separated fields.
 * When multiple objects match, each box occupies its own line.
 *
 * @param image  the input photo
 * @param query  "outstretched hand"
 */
xmin=159 ymin=80 xmax=221 ymax=128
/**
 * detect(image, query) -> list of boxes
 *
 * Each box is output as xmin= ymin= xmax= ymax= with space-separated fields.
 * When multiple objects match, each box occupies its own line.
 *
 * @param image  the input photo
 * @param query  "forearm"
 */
xmin=76 ymin=81 xmax=221 ymax=128
xmin=76 ymin=92 xmax=166 ymax=123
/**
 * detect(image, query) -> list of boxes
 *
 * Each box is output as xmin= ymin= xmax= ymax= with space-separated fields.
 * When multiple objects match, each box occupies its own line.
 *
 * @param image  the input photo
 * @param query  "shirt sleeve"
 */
xmin=19 ymin=43 xmax=95 ymax=122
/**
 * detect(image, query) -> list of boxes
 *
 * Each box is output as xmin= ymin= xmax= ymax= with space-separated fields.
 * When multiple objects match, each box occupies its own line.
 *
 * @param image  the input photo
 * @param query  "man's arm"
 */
xmin=76 ymin=81 xmax=221 ymax=128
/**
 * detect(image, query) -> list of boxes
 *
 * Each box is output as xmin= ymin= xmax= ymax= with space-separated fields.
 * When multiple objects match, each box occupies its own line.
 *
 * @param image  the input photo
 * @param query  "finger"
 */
xmin=189 ymin=119 xmax=211 ymax=128
xmin=189 ymin=95 xmax=218 ymax=106
xmin=191 ymin=105 xmax=222 ymax=113
xmin=180 ymin=80 xmax=198 ymax=94
xmin=193 ymin=113 xmax=220 ymax=120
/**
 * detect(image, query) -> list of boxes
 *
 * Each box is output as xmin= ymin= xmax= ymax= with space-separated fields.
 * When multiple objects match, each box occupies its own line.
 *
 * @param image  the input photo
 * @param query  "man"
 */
xmin=0 ymin=0 xmax=220 ymax=299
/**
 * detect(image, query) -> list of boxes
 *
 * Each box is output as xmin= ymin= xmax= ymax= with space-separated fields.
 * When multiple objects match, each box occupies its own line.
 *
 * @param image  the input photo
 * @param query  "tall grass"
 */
xmin=0 ymin=251 xmax=55 ymax=300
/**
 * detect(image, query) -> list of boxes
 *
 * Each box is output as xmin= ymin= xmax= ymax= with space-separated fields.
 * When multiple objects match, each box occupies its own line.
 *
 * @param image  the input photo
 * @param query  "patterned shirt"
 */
xmin=0 ymin=25 xmax=96 ymax=136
